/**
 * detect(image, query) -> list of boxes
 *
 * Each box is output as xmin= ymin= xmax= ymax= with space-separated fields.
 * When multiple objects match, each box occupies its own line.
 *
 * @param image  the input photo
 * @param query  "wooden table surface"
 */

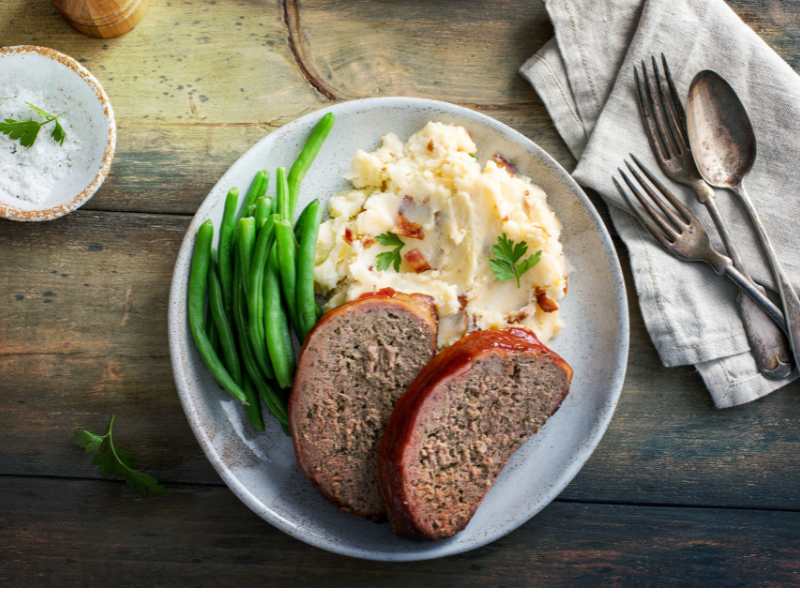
xmin=2 ymin=0 xmax=800 ymax=587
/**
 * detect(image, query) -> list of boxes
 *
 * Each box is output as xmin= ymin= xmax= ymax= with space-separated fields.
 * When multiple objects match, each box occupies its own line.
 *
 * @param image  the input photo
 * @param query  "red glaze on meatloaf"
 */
xmin=290 ymin=290 xmax=438 ymax=520
xmin=378 ymin=328 xmax=573 ymax=539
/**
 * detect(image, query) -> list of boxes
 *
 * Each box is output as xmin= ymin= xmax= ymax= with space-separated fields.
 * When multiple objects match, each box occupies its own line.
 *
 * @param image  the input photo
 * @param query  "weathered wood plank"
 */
xmin=88 ymin=123 xmax=274 ymax=214
xmin=2 ymin=210 xmax=799 ymax=510
xmin=287 ymin=0 xmax=553 ymax=105
xmin=0 ymin=211 xmax=212 ymax=482
xmin=2 ymin=476 xmax=799 ymax=586
xmin=0 ymin=0 xmax=320 ymax=124
xmin=730 ymin=0 xmax=800 ymax=69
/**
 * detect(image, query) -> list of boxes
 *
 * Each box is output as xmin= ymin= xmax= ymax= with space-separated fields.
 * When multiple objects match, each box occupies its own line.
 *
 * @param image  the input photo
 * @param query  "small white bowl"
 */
xmin=0 ymin=46 xmax=116 ymax=221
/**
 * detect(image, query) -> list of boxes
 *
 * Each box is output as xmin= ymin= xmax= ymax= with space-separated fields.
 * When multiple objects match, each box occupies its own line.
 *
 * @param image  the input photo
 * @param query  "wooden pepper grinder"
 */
xmin=53 ymin=0 xmax=150 ymax=38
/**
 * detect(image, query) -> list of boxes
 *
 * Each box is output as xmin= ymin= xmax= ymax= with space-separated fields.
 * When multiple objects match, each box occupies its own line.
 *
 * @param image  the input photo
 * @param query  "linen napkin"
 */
xmin=520 ymin=0 xmax=800 ymax=407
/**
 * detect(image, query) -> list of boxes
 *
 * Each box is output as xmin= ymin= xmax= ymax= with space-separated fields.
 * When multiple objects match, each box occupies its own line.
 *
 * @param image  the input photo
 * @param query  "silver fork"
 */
xmin=613 ymin=157 xmax=787 ymax=335
xmin=634 ymin=54 xmax=791 ymax=379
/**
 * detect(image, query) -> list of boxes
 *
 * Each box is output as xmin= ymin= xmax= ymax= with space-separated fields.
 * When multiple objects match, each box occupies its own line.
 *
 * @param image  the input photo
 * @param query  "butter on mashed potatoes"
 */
xmin=314 ymin=122 xmax=568 ymax=347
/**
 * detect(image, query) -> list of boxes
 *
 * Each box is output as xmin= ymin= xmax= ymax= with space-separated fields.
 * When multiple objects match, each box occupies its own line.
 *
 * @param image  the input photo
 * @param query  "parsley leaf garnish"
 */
xmin=51 ymin=120 xmax=66 ymax=145
xmin=489 ymin=233 xmax=542 ymax=288
xmin=0 ymin=102 xmax=66 ymax=148
xmin=73 ymin=416 xmax=165 ymax=496
xmin=0 ymin=119 xmax=42 ymax=147
xmin=27 ymin=102 xmax=56 ymax=120
xmin=375 ymin=231 xmax=405 ymax=272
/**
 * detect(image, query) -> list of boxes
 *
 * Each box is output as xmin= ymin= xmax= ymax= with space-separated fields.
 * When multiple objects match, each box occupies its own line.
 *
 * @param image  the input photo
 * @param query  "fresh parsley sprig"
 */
xmin=375 ymin=231 xmax=405 ymax=272
xmin=73 ymin=416 xmax=165 ymax=496
xmin=0 ymin=102 xmax=66 ymax=148
xmin=490 ymin=233 xmax=542 ymax=288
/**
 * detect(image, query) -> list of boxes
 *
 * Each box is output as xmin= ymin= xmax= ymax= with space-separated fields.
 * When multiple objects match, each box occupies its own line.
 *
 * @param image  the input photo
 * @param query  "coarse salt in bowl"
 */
xmin=0 ymin=46 xmax=116 ymax=221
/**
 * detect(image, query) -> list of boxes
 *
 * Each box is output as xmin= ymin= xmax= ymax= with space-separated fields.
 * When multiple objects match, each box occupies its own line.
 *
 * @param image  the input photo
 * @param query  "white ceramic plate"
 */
xmin=0 ymin=46 xmax=115 ymax=221
xmin=168 ymin=98 xmax=628 ymax=561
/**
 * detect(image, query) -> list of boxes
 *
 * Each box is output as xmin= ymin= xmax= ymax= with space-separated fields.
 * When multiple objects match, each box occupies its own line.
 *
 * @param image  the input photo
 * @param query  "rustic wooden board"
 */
xmin=2 ymin=210 xmax=799 ymax=510
xmin=2 ymin=476 xmax=799 ymax=586
xmin=3 ymin=0 xmax=800 ymax=586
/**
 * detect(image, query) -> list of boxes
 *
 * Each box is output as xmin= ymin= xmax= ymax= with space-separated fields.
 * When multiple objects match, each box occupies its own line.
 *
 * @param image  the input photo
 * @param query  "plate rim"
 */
xmin=168 ymin=96 xmax=629 ymax=561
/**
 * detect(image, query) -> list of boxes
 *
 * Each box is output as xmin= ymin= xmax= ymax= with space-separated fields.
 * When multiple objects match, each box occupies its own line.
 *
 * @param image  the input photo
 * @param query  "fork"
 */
xmin=634 ymin=54 xmax=791 ymax=379
xmin=613 ymin=157 xmax=787 ymax=334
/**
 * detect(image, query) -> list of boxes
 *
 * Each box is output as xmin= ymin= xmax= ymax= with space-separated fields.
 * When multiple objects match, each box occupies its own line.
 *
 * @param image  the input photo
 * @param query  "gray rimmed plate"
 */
xmin=168 ymin=97 xmax=628 ymax=561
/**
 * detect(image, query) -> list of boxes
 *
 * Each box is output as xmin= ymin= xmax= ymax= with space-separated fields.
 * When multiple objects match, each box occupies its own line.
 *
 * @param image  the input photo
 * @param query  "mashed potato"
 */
xmin=314 ymin=122 xmax=567 ymax=347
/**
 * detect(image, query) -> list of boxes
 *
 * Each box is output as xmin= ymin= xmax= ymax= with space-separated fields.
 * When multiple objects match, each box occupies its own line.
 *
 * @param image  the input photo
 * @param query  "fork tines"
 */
xmin=613 ymin=155 xmax=696 ymax=249
xmin=634 ymin=54 xmax=690 ymax=163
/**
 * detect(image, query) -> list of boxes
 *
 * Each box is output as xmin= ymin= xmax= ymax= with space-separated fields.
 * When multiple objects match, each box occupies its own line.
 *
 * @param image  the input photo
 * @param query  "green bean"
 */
xmin=254 ymin=195 xmax=274 ymax=230
xmin=188 ymin=220 xmax=246 ymax=404
xmin=238 ymin=291 xmax=283 ymax=426
xmin=294 ymin=198 xmax=316 ymax=239
xmin=276 ymin=167 xmax=289 ymax=222
xmin=239 ymin=170 xmax=268 ymax=220
xmin=265 ymin=246 xmax=296 ymax=389
xmin=203 ymin=282 xmax=220 ymax=353
xmin=217 ymin=188 xmax=239 ymax=308
xmin=236 ymin=217 xmax=256 ymax=294
xmin=288 ymin=112 xmax=334 ymax=220
xmin=297 ymin=206 xmax=326 ymax=328
xmin=247 ymin=215 xmax=276 ymax=378
xmin=208 ymin=267 xmax=242 ymax=391
xmin=259 ymin=380 xmax=289 ymax=432
xmin=235 ymin=258 xmax=285 ymax=427
xmin=206 ymin=252 xmax=222 ymax=353
xmin=234 ymin=224 xmax=274 ymax=380
xmin=242 ymin=367 xmax=264 ymax=432
xmin=295 ymin=199 xmax=322 ymax=339
xmin=274 ymin=217 xmax=298 ymax=329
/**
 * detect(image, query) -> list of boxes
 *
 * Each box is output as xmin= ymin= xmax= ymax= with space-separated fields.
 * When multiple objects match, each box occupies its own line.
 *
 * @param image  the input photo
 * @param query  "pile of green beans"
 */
xmin=187 ymin=113 xmax=333 ymax=433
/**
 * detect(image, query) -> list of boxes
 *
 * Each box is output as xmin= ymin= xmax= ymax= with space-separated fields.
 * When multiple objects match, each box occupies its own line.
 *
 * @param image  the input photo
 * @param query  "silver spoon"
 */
xmin=686 ymin=70 xmax=800 ymax=371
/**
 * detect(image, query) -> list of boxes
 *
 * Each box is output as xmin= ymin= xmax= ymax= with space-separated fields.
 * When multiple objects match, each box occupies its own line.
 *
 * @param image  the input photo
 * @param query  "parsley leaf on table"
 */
xmin=0 ymin=102 xmax=66 ymax=148
xmin=73 ymin=416 xmax=165 ymax=496
xmin=489 ymin=233 xmax=542 ymax=288
xmin=375 ymin=231 xmax=405 ymax=272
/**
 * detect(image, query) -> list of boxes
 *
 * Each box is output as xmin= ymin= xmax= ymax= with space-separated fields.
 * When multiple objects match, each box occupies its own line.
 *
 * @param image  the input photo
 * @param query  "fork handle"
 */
xmin=732 ymin=182 xmax=800 ymax=371
xmin=720 ymin=261 xmax=787 ymax=334
xmin=692 ymin=180 xmax=792 ymax=379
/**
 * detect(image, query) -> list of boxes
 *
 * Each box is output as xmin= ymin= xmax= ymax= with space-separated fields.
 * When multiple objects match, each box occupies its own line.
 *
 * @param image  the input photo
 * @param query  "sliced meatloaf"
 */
xmin=289 ymin=289 xmax=438 ymax=520
xmin=378 ymin=327 xmax=572 ymax=539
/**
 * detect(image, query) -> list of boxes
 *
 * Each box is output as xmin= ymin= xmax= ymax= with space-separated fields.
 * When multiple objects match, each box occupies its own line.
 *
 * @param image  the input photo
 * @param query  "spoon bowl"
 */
xmin=687 ymin=70 xmax=756 ymax=189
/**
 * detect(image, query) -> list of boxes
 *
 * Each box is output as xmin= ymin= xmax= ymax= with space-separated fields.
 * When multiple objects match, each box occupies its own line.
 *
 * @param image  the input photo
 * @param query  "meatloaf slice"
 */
xmin=378 ymin=327 xmax=572 ymax=539
xmin=290 ymin=289 xmax=438 ymax=520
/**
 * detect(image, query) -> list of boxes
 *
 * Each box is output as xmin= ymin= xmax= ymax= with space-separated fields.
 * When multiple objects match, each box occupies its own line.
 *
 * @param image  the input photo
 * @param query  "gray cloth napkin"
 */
xmin=521 ymin=0 xmax=800 ymax=407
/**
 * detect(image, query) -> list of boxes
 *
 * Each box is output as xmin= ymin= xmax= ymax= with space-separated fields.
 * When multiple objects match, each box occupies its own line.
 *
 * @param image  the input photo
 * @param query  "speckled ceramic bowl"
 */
xmin=0 ymin=46 xmax=116 ymax=221
xmin=168 ymin=98 xmax=629 ymax=561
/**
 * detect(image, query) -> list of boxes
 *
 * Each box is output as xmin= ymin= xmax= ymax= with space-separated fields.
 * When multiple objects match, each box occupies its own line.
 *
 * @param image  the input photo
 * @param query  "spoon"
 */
xmin=686 ymin=70 xmax=800 ymax=372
